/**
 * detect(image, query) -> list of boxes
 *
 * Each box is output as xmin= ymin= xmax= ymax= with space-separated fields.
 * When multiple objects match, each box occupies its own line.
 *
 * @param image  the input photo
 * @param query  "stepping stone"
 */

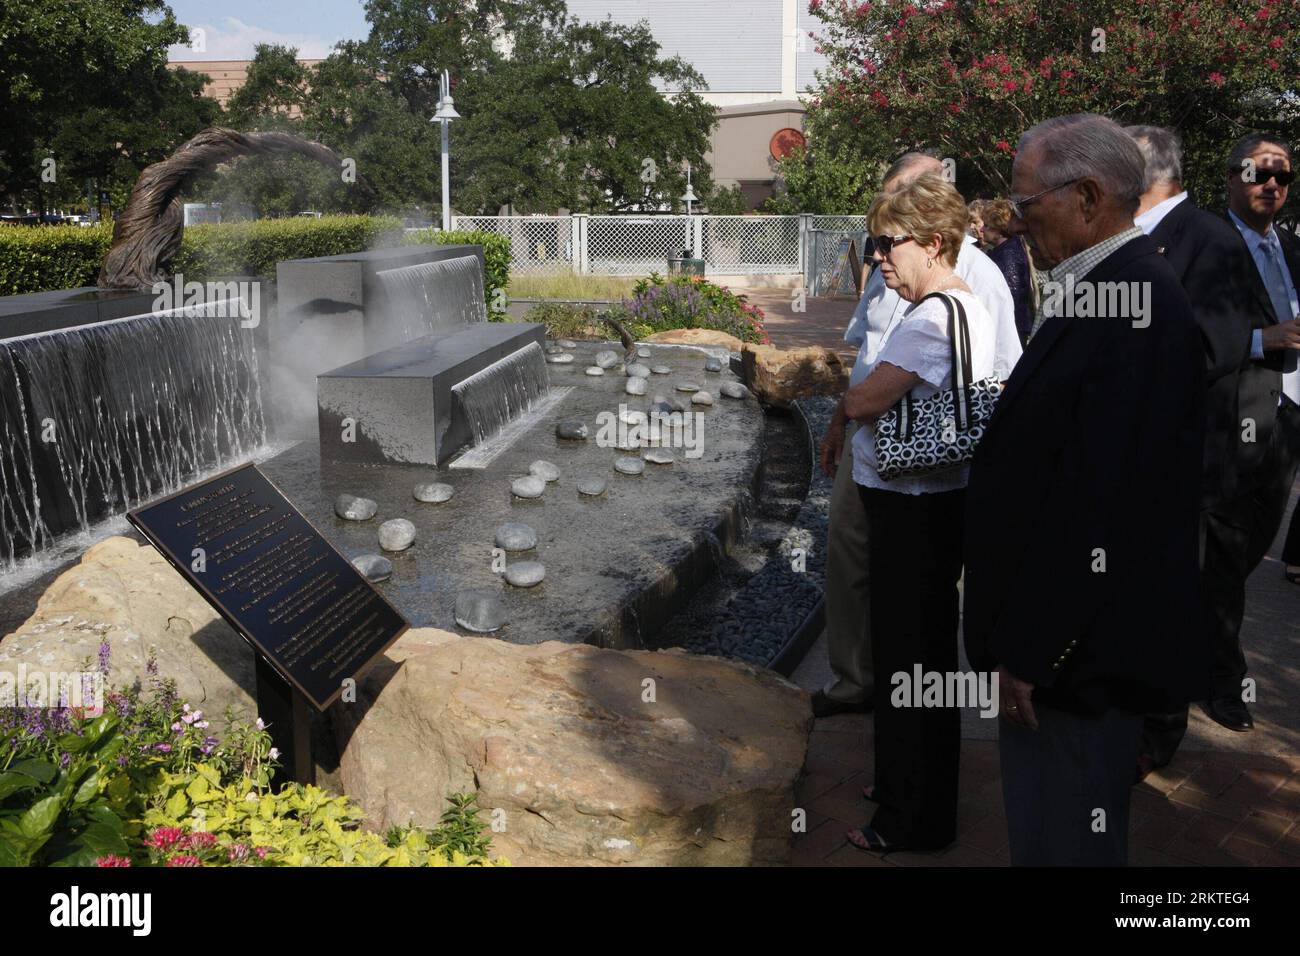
xmin=691 ymin=391 xmax=715 ymax=406
xmin=529 ymin=460 xmax=560 ymax=482
xmin=559 ymin=339 xmax=578 ymax=348
xmin=637 ymin=346 xmax=653 ymax=358
xmin=720 ymin=381 xmax=749 ymax=399
xmin=585 ymin=366 xmax=605 ymax=376
xmin=704 ymin=356 xmax=723 ymax=372
xmin=413 ymin=481 xmax=454 ymax=503
xmin=352 ymin=554 xmax=392 ymax=582
xmin=495 ymin=522 xmax=537 ymax=551
xmin=455 ymin=589 xmax=507 ymax=633
xmin=643 ymin=448 xmax=675 ymax=465
xmin=619 ymin=408 xmax=647 ymax=425
xmin=545 ymin=345 xmax=564 ymax=355
xmin=675 ymin=382 xmax=700 ymax=393
xmin=614 ymin=456 xmax=645 ymax=476
xmin=625 ymin=363 xmax=651 ymax=378
xmin=335 ymin=494 xmax=377 ymax=521
xmin=511 ymin=476 xmax=546 ymax=499
xmin=504 ymin=561 xmax=546 ymax=588
xmin=378 ymin=518 xmax=416 ymax=552
xmin=546 ymin=353 xmax=575 ymax=364
xmin=651 ymin=365 xmax=672 ymax=375
xmin=577 ymin=477 xmax=607 ymax=496
xmin=595 ymin=350 xmax=621 ymax=369
xmin=556 ymin=419 xmax=589 ymax=440
xmin=625 ymin=376 xmax=648 ymax=396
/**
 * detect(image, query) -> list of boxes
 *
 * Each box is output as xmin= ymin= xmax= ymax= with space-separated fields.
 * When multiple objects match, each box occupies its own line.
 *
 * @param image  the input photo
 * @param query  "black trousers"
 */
xmin=1141 ymin=398 xmax=1300 ymax=763
xmin=858 ymin=484 xmax=964 ymax=849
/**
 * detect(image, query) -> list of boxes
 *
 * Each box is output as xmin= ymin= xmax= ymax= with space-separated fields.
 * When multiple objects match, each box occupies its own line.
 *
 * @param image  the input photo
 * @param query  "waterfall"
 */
xmin=0 ymin=304 xmax=266 ymax=566
xmin=374 ymin=255 xmax=486 ymax=345
xmin=452 ymin=342 xmax=550 ymax=446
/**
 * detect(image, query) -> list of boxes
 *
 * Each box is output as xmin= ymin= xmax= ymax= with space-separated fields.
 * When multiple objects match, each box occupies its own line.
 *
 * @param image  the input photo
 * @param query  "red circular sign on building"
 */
xmin=770 ymin=127 xmax=807 ymax=161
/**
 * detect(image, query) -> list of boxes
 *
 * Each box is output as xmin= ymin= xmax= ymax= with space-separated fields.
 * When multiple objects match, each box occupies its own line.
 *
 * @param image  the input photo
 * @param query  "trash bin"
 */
xmin=667 ymin=250 xmax=705 ymax=276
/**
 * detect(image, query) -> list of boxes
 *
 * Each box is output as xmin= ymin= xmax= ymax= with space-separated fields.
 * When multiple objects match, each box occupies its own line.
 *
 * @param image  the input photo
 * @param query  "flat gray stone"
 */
xmin=529 ymin=459 xmax=560 ymax=482
xmin=495 ymin=522 xmax=538 ymax=551
xmin=651 ymin=365 xmax=672 ymax=375
xmin=637 ymin=346 xmax=652 ymax=358
xmin=625 ymin=363 xmax=651 ymax=378
xmin=614 ymin=456 xmax=646 ymax=476
xmin=650 ymin=397 xmax=686 ymax=415
xmin=704 ymin=356 xmax=723 ymax=372
xmin=352 ymin=553 xmax=392 ymax=582
xmin=691 ymin=391 xmax=715 ymax=406
xmin=335 ymin=494 xmax=378 ymax=521
xmin=625 ymin=376 xmax=648 ymax=396
xmin=556 ymin=419 xmax=589 ymax=440
xmin=595 ymin=350 xmax=621 ymax=369
xmin=455 ymin=589 xmax=507 ymax=633
xmin=577 ymin=477 xmax=607 ymax=496
xmin=413 ymin=481 xmax=454 ymax=503
xmin=675 ymin=382 xmax=700 ymax=393
xmin=545 ymin=345 xmax=564 ymax=355
xmin=511 ymin=475 xmax=546 ymax=499
xmin=618 ymin=408 xmax=648 ymax=425
xmin=504 ymin=561 xmax=546 ymax=588
xmin=585 ymin=366 xmax=605 ymax=376
xmin=546 ymin=353 xmax=575 ymax=364
xmin=720 ymin=381 xmax=749 ymax=399
xmin=559 ymin=339 xmax=578 ymax=348
xmin=643 ymin=448 xmax=675 ymax=465
xmin=378 ymin=518 xmax=416 ymax=552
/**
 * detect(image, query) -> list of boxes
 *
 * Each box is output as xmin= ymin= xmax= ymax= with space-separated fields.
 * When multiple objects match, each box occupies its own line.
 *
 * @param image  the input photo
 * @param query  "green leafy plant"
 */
xmin=521 ymin=302 xmax=602 ymax=339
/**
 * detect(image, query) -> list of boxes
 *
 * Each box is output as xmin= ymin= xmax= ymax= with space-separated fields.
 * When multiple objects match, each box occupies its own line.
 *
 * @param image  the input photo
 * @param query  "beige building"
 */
xmin=166 ymin=59 xmax=324 ymax=110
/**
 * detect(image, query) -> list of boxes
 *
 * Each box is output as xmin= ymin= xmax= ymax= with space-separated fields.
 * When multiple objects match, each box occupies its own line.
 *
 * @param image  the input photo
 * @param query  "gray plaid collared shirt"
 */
xmin=1026 ymin=226 xmax=1144 ymax=342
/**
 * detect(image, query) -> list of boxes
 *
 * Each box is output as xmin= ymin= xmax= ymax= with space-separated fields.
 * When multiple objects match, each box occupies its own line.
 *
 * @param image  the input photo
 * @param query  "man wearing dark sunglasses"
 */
xmin=1214 ymin=132 xmax=1300 ymax=733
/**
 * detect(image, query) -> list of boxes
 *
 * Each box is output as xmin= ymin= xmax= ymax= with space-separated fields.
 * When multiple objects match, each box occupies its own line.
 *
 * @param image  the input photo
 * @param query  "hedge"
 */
xmin=0 ymin=217 xmax=512 ymax=317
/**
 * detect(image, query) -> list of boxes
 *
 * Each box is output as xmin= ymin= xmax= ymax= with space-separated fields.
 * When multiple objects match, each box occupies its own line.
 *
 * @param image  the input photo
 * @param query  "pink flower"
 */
xmin=1003 ymin=80 xmax=1018 ymax=91
xmin=1209 ymin=72 xmax=1225 ymax=86
xmin=144 ymin=827 xmax=186 ymax=850
xmin=95 ymin=855 xmax=132 ymax=867
xmin=995 ymin=140 xmax=1012 ymax=153
xmin=181 ymin=831 xmax=217 ymax=850
xmin=166 ymin=855 xmax=202 ymax=867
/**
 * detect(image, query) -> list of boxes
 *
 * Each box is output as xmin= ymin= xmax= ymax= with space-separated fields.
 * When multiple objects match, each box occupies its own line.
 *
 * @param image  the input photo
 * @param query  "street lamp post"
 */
xmin=681 ymin=162 xmax=698 ymax=215
xmin=434 ymin=69 xmax=461 ymax=231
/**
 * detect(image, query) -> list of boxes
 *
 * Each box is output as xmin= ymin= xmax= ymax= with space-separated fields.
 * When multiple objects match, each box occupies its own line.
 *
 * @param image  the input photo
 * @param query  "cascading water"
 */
xmin=452 ymin=342 xmax=551 ymax=446
xmin=0 ymin=304 xmax=265 ymax=567
xmin=374 ymin=255 xmax=487 ymax=344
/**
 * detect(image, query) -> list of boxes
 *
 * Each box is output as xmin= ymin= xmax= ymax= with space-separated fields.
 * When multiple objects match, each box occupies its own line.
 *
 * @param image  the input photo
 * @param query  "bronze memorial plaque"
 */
xmin=127 ymin=462 xmax=408 ymax=711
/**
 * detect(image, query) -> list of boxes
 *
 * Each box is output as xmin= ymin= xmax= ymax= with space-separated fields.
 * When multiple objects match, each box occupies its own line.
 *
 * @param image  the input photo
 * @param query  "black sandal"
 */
xmin=846 ymin=825 xmax=902 ymax=854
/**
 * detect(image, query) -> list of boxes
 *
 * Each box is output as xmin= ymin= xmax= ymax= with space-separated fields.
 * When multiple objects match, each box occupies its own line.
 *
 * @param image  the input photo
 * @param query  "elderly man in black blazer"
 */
xmin=964 ymin=114 xmax=1207 ymax=866
xmin=1124 ymin=125 xmax=1281 ymax=770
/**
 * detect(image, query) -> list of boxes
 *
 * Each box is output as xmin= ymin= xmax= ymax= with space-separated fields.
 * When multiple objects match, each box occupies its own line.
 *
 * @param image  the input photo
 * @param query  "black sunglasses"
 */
xmin=873 ymin=234 xmax=915 ymax=255
xmin=1231 ymin=165 xmax=1294 ymax=186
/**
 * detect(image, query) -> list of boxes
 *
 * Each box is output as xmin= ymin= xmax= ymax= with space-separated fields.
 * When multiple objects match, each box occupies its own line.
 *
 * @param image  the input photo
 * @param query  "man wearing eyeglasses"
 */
xmin=963 ymin=114 xmax=1205 ymax=866
xmin=1210 ymin=133 xmax=1300 ymax=732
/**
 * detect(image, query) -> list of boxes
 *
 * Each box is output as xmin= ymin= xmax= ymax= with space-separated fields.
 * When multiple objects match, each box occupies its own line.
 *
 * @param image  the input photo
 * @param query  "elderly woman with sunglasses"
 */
xmin=840 ymin=172 xmax=1014 ymax=854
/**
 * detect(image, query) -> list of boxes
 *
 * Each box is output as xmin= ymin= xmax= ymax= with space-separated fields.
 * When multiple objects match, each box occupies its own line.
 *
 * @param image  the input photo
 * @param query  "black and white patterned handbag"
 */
xmin=871 ymin=291 xmax=1004 ymax=481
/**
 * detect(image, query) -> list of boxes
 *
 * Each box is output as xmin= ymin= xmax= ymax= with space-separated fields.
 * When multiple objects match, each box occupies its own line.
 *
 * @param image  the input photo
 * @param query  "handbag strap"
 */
xmin=910 ymin=290 xmax=975 ymax=433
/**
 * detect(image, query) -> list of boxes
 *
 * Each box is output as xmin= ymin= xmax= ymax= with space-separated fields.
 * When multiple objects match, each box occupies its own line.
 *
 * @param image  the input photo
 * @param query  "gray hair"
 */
xmin=1017 ymin=114 xmax=1146 ymax=214
xmin=1124 ymin=124 xmax=1183 ymax=190
xmin=882 ymin=150 xmax=942 ymax=189
xmin=1227 ymin=132 xmax=1293 ymax=170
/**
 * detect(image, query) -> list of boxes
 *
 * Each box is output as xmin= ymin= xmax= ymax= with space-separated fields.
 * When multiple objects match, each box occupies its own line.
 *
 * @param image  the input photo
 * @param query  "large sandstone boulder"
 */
xmin=644 ymin=328 xmax=745 ymax=352
xmin=334 ymin=628 xmax=812 ymax=866
xmin=0 ymin=536 xmax=254 ymax=716
xmin=740 ymin=343 xmax=848 ymax=408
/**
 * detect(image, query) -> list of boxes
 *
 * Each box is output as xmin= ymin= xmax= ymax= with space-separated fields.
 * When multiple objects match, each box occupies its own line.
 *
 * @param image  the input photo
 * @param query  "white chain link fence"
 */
xmin=453 ymin=214 xmax=808 ymax=280
xmin=808 ymin=215 xmax=871 ymax=297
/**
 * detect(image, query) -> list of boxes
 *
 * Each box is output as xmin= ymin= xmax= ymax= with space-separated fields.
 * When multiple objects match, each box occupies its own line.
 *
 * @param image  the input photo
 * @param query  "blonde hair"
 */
xmin=981 ymin=198 xmax=1014 ymax=233
xmin=868 ymin=173 xmax=969 ymax=267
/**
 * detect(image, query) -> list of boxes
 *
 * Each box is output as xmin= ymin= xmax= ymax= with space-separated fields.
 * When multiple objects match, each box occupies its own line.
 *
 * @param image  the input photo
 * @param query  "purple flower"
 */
xmin=145 ymin=655 xmax=159 ymax=676
xmin=154 ymin=743 xmax=172 ymax=753
xmin=97 ymin=641 xmax=111 ymax=676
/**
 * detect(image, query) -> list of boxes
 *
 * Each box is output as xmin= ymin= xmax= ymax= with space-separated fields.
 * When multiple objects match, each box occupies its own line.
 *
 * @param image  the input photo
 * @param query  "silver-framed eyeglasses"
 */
xmin=1009 ymin=177 xmax=1082 ymax=218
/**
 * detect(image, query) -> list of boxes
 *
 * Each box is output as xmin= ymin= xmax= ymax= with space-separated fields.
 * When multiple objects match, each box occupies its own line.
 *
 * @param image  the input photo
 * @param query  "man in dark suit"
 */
xmin=1219 ymin=134 xmax=1300 ymax=724
xmin=1124 ymin=126 xmax=1279 ymax=769
xmin=964 ymin=114 xmax=1207 ymax=866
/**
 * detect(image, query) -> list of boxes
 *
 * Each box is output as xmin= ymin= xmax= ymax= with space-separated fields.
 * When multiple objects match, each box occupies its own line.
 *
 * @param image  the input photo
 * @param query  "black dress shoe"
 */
xmin=811 ymin=691 xmax=872 ymax=718
xmin=1200 ymin=698 xmax=1254 ymax=733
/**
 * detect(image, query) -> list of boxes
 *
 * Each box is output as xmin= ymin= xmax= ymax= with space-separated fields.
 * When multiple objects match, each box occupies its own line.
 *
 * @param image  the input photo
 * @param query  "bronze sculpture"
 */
xmin=98 ymin=128 xmax=362 ymax=291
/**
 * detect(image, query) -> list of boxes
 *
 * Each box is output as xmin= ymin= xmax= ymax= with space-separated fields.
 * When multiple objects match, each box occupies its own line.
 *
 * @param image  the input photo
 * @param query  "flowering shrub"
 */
xmin=809 ymin=0 xmax=1300 ymax=206
xmin=1 ymin=642 xmax=501 ymax=867
xmin=611 ymin=273 xmax=770 ymax=344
